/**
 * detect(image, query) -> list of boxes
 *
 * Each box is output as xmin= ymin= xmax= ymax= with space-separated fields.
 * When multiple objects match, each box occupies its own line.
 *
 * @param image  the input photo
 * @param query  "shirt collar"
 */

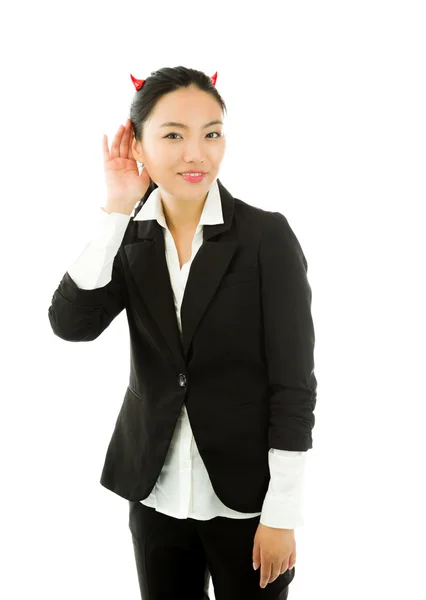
xmin=133 ymin=177 xmax=224 ymax=230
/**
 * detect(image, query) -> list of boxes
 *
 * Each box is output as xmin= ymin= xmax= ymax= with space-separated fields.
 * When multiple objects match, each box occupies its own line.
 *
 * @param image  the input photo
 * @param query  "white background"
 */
xmin=1 ymin=1 xmax=425 ymax=598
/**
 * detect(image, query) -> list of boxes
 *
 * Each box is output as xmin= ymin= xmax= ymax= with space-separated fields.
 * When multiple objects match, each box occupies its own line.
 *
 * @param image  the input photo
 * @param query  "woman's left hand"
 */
xmin=252 ymin=523 xmax=296 ymax=588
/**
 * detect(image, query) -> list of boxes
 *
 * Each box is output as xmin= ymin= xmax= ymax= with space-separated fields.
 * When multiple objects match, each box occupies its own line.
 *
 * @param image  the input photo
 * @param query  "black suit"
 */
xmin=48 ymin=179 xmax=317 ymax=513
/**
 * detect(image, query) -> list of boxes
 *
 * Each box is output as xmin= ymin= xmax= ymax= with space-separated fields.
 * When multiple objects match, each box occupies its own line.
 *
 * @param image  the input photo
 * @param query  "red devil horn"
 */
xmin=130 ymin=74 xmax=146 ymax=91
xmin=211 ymin=71 xmax=218 ymax=86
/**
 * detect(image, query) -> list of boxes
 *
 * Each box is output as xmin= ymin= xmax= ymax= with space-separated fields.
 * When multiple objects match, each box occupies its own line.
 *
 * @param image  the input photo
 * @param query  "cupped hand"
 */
xmin=102 ymin=118 xmax=151 ymax=213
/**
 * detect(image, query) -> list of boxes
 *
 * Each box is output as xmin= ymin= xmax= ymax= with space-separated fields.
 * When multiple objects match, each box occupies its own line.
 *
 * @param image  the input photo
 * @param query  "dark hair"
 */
xmin=129 ymin=66 xmax=227 ymax=209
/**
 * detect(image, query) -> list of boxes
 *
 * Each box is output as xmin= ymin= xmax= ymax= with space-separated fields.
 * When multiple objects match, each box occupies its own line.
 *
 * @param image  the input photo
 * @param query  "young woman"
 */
xmin=48 ymin=65 xmax=317 ymax=599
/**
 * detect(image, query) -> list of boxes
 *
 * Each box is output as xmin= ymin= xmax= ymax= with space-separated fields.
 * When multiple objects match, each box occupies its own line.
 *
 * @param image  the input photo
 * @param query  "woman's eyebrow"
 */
xmin=160 ymin=120 xmax=223 ymax=129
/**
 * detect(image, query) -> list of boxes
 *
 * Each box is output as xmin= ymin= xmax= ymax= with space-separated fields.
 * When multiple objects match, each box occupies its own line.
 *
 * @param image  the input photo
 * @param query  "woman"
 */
xmin=48 ymin=65 xmax=317 ymax=599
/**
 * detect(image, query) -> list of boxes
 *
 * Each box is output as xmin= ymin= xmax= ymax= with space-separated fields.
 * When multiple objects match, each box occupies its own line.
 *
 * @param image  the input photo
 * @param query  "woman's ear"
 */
xmin=132 ymin=138 xmax=144 ymax=163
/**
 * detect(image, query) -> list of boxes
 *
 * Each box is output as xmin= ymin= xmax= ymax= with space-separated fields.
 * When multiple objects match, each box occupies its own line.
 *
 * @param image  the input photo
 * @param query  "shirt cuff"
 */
xmin=92 ymin=209 xmax=132 ymax=247
xmin=67 ymin=210 xmax=131 ymax=289
xmin=259 ymin=449 xmax=307 ymax=529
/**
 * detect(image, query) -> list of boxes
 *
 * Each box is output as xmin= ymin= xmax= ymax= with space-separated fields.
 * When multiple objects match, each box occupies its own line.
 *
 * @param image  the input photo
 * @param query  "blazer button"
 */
xmin=178 ymin=373 xmax=187 ymax=387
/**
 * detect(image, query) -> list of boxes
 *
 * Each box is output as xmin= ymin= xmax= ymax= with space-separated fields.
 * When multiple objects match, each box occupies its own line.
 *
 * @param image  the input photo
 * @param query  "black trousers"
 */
xmin=128 ymin=500 xmax=295 ymax=600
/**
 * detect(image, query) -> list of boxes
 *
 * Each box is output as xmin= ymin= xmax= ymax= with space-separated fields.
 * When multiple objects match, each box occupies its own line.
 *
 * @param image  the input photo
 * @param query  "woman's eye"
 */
xmin=165 ymin=132 xmax=222 ymax=140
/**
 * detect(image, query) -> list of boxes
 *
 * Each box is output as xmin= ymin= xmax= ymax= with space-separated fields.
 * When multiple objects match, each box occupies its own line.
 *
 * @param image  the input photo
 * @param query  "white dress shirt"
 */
xmin=67 ymin=178 xmax=308 ymax=528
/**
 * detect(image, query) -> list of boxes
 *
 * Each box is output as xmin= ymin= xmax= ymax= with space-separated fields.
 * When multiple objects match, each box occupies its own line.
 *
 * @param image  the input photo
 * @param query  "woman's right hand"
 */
xmin=102 ymin=118 xmax=151 ymax=215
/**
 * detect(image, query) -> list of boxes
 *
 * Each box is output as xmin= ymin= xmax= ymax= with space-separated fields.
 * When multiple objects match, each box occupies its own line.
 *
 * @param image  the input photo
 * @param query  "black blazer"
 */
xmin=48 ymin=179 xmax=317 ymax=513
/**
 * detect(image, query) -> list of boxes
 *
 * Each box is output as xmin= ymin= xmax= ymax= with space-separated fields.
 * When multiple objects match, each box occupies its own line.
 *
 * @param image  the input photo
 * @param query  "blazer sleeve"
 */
xmin=259 ymin=211 xmax=317 ymax=451
xmin=47 ymin=213 xmax=130 ymax=342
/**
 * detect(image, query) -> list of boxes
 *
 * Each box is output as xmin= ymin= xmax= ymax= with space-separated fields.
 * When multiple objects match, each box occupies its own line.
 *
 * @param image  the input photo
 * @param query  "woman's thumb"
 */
xmin=252 ymin=542 xmax=260 ymax=570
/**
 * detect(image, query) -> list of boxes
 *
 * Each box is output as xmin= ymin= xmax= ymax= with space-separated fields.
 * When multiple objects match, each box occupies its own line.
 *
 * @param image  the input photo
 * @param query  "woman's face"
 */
xmin=132 ymin=86 xmax=226 ymax=198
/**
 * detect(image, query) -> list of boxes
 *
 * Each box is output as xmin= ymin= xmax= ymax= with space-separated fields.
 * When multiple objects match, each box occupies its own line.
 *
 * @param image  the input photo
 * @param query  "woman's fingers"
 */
xmin=127 ymin=119 xmax=135 ymax=160
xmin=102 ymin=133 xmax=110 ymax=164
xmin=120 ymin=118 xmax=131 ymax=159
xmin=110 ymin=122 xmax=125 ymax=161
xmin=103 ymin=119 xmax=135 ymax=164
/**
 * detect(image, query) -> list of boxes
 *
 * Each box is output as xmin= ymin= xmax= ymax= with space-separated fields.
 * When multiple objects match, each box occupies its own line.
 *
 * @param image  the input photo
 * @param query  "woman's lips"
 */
xmin=179 ymin=173 xmax=207 ymax=183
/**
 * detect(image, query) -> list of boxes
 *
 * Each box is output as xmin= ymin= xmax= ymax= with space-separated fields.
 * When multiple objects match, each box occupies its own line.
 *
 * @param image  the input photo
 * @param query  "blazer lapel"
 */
xmin=124 ymin=179 xmax=238 ymax=368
